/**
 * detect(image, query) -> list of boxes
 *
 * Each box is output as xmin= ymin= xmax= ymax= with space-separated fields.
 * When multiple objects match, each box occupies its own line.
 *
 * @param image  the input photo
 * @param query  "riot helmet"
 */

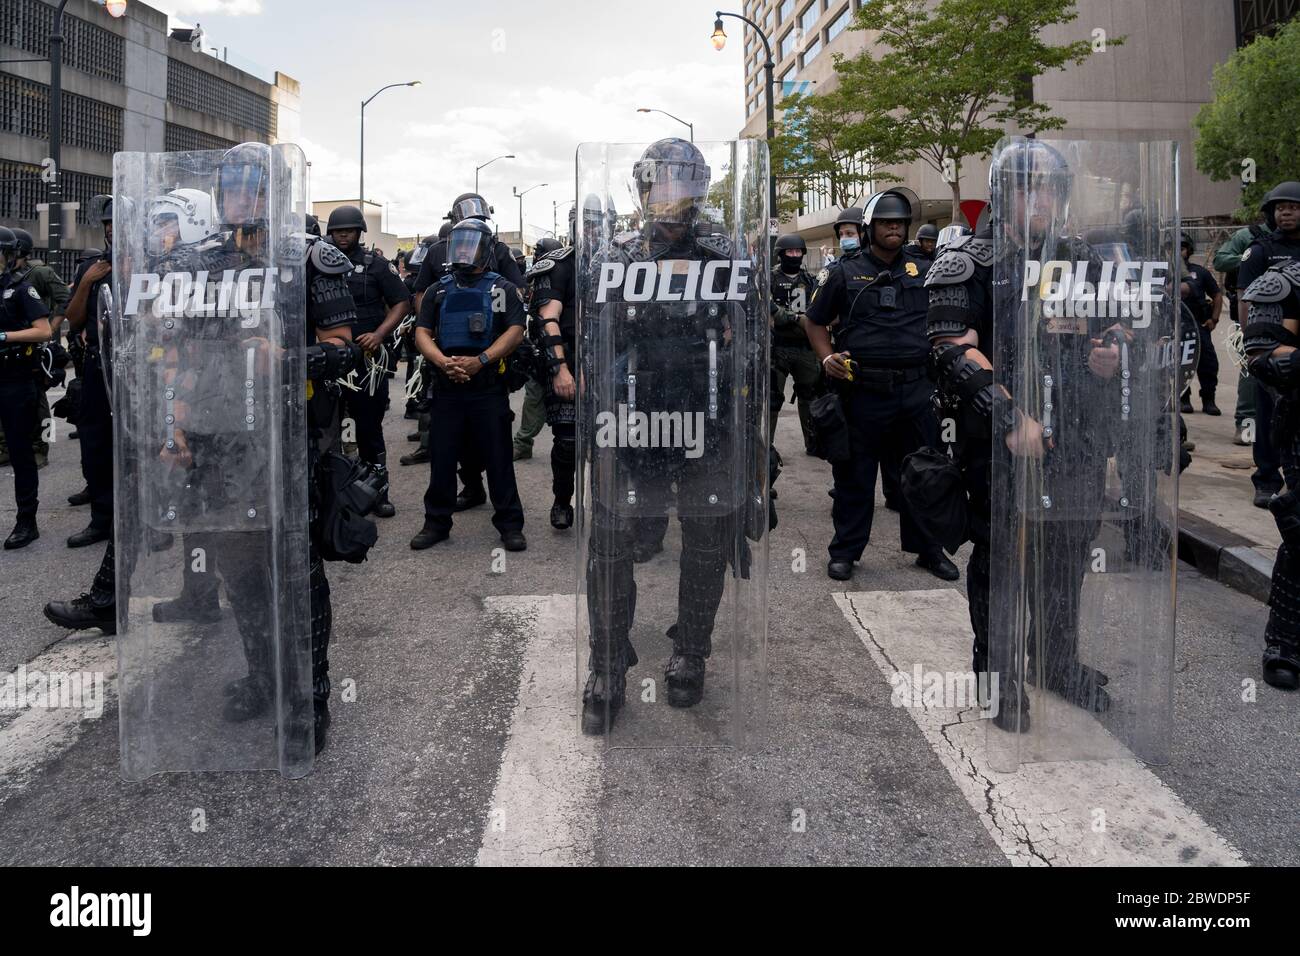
xmin=0 ymin=226 xmax=15 ymax=268
xmin=147 ymin=188 xmax=216 ymax=257
xmin=863 ymin=187 xmax=918 ymax=252
xmin=445 ymin=218 xmax=494 ymax=275
xmin=1179 ymin=233 xmax=1195 ymax=256
xmin=916 ymin=223 xmax=939 ymax=242
xmin=535 ymin=236 xmax=562 ymax=256
xmin=91 ymin=193 xmax=115 ymax=246
xmin=326 ymin=204 xmax=366 ymax=252
xmin=11 ymin=228 xmax=34 ymax=260
xmin=634 ymin=138 xmax=710 ymax=240
xmin=1261 ymin=181 xmax=1300 ymax=232
xmin=834 ymin=207 xmax=864 ymax=255
xmin=437 ymin=221 xmax=453 ymax=240
xmin=990 ymin=139 xmax=1072 ymax=248
xmin=775 ymin=232 xmax=807 ymax=274
xmin=935 ymin=223 xmax=972 ymax=253
xmin=408 ymin=239 xmax=432 ymax=269
xmin=305 ymin=213 xmax=321 ymax=237
xmin=448 ymin=193 xmax=493 ymax=224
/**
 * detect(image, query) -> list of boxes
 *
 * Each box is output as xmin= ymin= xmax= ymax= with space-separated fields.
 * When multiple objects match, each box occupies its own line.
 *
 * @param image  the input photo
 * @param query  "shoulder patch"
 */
xmin=310 ymin=237 xmax=352 ymax=275
xmin=695 ymin=233 xmax=731 ymax=258
xmin=28 ymin=286 xmax=41 ymax=299
xmin=1241 ymin=247 xmax=1253 ymax=262
xmin=816 ymin=267 xmax=830 ymax=287
xmin=924 ymin=249 xmax=976 ymax=287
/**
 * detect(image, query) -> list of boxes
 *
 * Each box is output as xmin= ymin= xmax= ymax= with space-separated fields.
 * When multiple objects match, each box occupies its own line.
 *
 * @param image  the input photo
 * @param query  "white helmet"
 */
xmin=147 ymin=187 xmax=215 ymax=255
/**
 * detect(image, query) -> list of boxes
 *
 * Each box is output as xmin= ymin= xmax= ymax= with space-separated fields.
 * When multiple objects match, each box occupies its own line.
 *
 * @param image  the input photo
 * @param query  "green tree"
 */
xmin=837 ymin=0 xmax=1103 ymax=223
xmin=1193 ymin=18 xmax=1300 ymax=221
xmin=769 ymin=86 xmax=904 ymax=222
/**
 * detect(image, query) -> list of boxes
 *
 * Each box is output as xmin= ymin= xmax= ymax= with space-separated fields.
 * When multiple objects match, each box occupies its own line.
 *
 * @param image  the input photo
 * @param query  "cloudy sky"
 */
xmin=147 ymin=0 xmax=748 ymax=240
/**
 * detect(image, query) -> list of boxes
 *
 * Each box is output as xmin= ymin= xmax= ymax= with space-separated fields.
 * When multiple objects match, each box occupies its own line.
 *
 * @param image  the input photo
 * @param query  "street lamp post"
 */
xmin=636 ymin=107 xmax=695 ymax=142
xmin=512 ymin=183 xmax=547 ymax=246
xmin=46 ymin=0 xmax=128 ymax=273
xmin=360 ymin=80 xmax=420 ymax=211
xmin=554 ymin=198 xmax=575 ymax=239
xmin=475 ymin=154 xmax=516 ymax=194
xmin=712 ymin=11 xmax=777 ymax=235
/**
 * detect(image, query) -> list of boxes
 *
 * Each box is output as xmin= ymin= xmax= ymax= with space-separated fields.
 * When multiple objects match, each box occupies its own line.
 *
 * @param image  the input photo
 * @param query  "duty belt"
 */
xmin=0 ymin=344 xmax=36 ymax=367
xmin=845 ymin=364 xmax=928 ymax=389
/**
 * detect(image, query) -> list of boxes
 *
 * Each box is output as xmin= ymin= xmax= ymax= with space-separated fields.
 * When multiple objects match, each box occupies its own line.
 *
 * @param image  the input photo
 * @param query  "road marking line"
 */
xmin=835 ymin=589 xmax=1245 ymax=866
xmin=477 ymin=594 xmax=601 ymax=866
xmin=0 ymin=637 xmax=116 ymax=802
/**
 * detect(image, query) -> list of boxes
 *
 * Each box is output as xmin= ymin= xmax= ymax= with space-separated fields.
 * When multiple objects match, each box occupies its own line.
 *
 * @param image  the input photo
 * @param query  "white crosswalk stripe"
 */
xmin=833 ymin=589 xmax=1245 ymax=866
xmin=477 ymin=595 xmax=601 ymax=866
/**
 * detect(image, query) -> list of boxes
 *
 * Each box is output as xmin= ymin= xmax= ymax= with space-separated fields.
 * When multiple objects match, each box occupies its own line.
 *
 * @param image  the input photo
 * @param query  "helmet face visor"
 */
xmin=147 ymin=212 xmax=181 ymax=256
xmin=218 ymin=163 xmax=267 ymax=226
xmin=451 ymin=197 xmax=492 ymax=223
xmin=408 ymin=244 xmax=429 ymax=268
xmin=635 ymin=159 xmax=709 ymax=222
xmin=446 ymin=226 xmax=491 ymax=269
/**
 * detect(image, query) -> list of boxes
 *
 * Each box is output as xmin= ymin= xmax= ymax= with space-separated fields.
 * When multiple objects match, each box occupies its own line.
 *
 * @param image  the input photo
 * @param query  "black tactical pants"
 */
xmin=1262 ymin=395 xmax=1300 ymax=678
xmin=585 ymin=506 xmax=729 ymax=679
xmin=424 ymin=385 xmax=524 ymax=533
xmin=828 ymin=374 xmax=941 ymax=562
xmin=0 ymin=371 xmax=40 ymax=520
xmin=78 ymin=355 xmax=114 ymax=532
xmin=343 ymin=373 xmax=391 ymax=473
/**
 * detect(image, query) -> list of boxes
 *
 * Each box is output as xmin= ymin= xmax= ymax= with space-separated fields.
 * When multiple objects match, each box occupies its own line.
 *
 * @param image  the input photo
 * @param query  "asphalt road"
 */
xmin=0 ymin=376 xmax=1294 ymax=866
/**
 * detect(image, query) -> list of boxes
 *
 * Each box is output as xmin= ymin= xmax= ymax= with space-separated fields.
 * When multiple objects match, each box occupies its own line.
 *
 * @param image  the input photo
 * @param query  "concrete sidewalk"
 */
xmin=1178 ymin=321 xmax=1279 ymax=602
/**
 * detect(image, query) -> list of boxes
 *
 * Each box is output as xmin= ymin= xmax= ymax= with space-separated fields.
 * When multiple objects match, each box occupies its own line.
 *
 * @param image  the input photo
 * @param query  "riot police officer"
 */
xmin=0 ymin=226 xmax=53 ymax=549
xmin=904 ymin=223 xmax=939 ymax=261
xmin=411 ymin=195 xmax=524 ymax=508
xmin=411 ymin=217 xmax=527 ymax=550
xmin=770 ymin=233 xmax=821 ymax=456
xmin=925 ymin=139 xmax=1126 ymax=727
xmin=807 ymin=193 xmax=959 ymax=583
xmin=0 ymin=228 xmax=69 ymax=471
xmin=1240 ymin=180 xmax=1300 ymax=690
xmin=526 ymin=227 xmax=578 ymax=529
xmin=1179 ymin=234 xmax=1223 ymax=415
xmin=514 ymin=236 xmax=566 ymax=463
xmin=61 ymin=196 xmax=116 ymax=549
xmin=326 ymin=204 xmax=411 ymax=518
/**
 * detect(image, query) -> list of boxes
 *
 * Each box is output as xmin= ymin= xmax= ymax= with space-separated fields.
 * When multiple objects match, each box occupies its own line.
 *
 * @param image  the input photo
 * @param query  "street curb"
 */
xmin=1177 ymin=510 xmax=1271 ymax=603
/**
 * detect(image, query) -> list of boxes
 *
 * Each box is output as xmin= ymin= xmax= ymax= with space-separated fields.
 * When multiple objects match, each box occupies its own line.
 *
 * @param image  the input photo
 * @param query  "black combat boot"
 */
xmin=664 ymin=623 xmax=709 ymax=708
xmin=44 ymin=592 xmax=116 ymax=634
xmin=581 ymin=640 xmax=638 ymax=735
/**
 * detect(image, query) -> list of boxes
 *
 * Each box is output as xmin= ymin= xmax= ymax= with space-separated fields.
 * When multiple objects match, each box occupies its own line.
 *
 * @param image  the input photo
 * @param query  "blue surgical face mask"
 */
xmin=839 ymin=236 xmax=860 ymax=254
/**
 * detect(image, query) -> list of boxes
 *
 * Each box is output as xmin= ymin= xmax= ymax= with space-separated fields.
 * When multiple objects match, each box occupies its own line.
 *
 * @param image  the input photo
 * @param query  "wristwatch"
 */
xmin=0 ymin=331 xmax=7 ymax=343
xmin=477 ymin=351 xmax=491 ymax=366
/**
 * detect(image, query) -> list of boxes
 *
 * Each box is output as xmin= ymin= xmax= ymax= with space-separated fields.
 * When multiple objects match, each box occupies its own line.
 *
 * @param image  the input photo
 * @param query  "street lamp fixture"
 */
xmin=360 ymin=80 xmax=421 ymax=208
xmin=711 ymin=18 xmax=727 ymax=50
xmin=713 ymin=10 xmax=776 ymax=241
xmin=512 ymin=183 xmax=547 ymax=244
xmin=636 ymin=107 xmax=694 ymax=143
xmin=475 ymin=154 xmax=516 ymax=194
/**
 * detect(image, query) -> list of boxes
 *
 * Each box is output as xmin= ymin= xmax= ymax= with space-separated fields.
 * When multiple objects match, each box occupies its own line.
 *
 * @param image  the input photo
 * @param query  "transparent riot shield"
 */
xmin=988 ymin=138 xmax=1179 ymax=770
xmin=110 ymin=146 xmax=313 ymax=779
xmin=575 ymin=139 xmax=770 ymax=747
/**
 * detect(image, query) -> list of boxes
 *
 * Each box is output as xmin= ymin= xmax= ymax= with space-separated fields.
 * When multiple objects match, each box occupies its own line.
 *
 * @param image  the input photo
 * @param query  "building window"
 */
xmin=802 ymin=36 xmax=822 ymax=65
xmin=167 ymin=58 xmax=275 ymax=137
xmin=0 ymin=159 xmax=110 ymax=226
xmin=0 ymin=74 xmax=123 ymax=153
xmin=1235 ymin=0 xmax=1300 ymax=45
xmin=828 ymin=4 xmax=852 ymax=41
xmin=779 ymin=0 xmax=796 ymax=23
xmin=779 ymin=29 xmax=797 ymax=60
xmin=164 ymin=124 xmax=239 ymax=153
xmin=800 ymin=3 xmax=820 ymax=35
xmin=0 ymin=0 xmax=125 ymax=82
